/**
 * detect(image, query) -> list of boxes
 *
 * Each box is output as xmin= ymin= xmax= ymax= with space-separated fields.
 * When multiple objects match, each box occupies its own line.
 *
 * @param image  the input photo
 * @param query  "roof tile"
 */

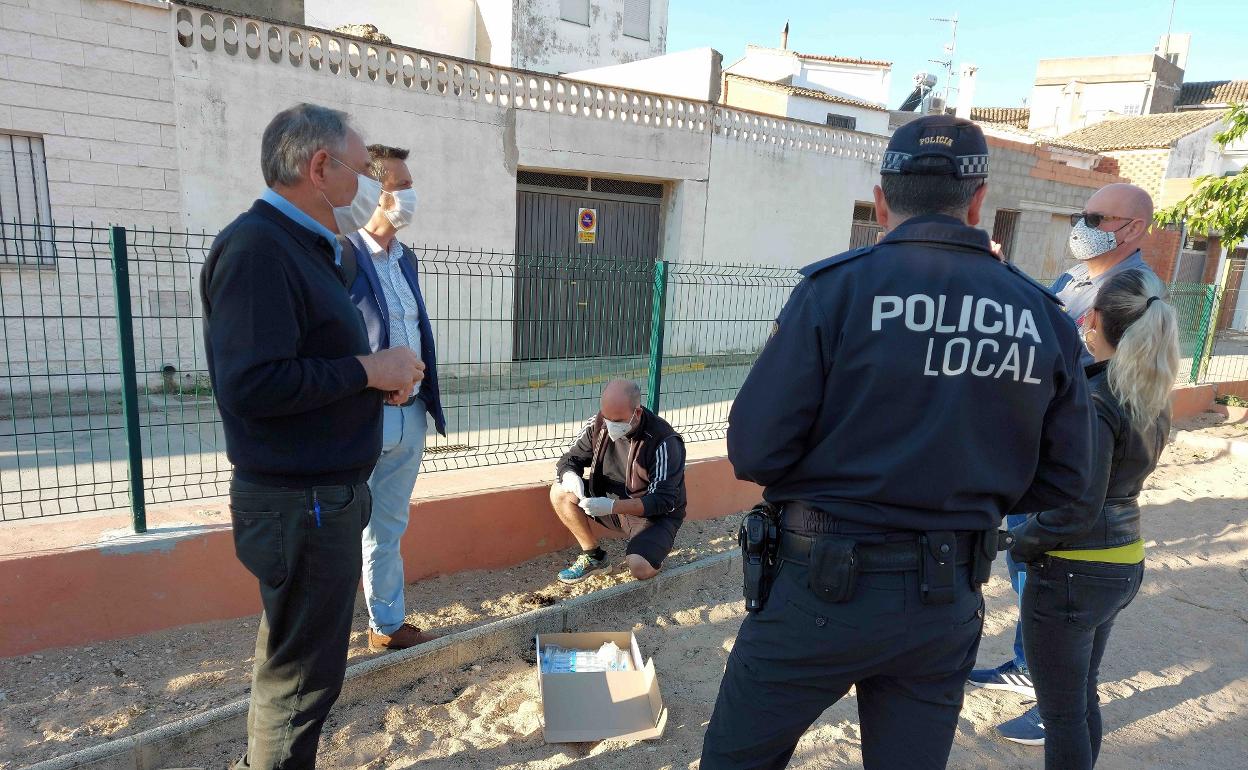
xmin=1058 ymin=111 xmax=1227 ymax=151
xmin=792 ymin=51 xmax=893 ymax=68
xmin=970 ymin=107 xmax=1030 ymax=129
xmin=1176 ymin=80 xmax=1248 ymax=108
xmin=723 ymin=73 xmax=887 ymax=112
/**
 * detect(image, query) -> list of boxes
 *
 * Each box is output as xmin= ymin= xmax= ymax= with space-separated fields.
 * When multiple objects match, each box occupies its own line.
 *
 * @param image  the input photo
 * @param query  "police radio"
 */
xmin=739 ymin=503 xmax=779 ymax=612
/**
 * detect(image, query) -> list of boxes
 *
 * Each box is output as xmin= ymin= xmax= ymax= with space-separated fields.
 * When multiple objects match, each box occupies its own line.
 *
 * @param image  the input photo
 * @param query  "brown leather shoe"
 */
xmin=368 ymin=623 xmax=437 ymax=652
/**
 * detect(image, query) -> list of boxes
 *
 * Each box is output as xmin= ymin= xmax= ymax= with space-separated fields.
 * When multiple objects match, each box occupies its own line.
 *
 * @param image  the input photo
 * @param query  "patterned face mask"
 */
xmin=1067 ymin=218 xmax=1118 ymax=261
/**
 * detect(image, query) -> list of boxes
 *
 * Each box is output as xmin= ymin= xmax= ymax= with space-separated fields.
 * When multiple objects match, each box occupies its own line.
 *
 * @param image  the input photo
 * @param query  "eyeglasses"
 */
xmin=328 ymin=154 xmax=368 ymax=176
xmin=1071 ymin=212 xmax=1133 ymax=228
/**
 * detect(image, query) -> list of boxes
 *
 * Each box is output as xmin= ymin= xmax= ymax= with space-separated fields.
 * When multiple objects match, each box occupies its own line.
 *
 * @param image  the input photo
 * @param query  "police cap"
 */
xmin=881 ymin=115 xmax=989 ymax=179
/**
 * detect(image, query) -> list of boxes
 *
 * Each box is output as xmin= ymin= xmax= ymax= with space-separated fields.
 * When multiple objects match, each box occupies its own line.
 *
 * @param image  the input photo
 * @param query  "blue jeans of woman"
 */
xmin=1021 ymin=555 xmax=1144 ymax=770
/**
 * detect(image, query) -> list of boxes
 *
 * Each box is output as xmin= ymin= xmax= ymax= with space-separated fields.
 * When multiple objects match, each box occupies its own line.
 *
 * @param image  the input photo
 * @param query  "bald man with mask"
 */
xmin=550 ymin=380 xmax=687 ymax=584
xmin=1054 ymin=183 xmax=1159 ymax=346
xmin=971 ymin=182 xmax=1159 ymax=745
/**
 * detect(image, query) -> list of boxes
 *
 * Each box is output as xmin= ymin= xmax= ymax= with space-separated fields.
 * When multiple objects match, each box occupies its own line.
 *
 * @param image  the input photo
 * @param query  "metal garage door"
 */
xmin=514 ymin=171 xmax=662 ymax=360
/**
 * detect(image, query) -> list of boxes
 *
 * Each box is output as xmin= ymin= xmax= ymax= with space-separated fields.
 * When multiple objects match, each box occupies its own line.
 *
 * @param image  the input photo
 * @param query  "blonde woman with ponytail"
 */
xmin=1006 ymin=269 xmax=1179 ymax=770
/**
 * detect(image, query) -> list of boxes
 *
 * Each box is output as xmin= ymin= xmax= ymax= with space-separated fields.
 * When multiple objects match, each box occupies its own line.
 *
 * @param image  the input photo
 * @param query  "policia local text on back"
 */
xmin=701 ymin=115 xmax=1094 ymax=770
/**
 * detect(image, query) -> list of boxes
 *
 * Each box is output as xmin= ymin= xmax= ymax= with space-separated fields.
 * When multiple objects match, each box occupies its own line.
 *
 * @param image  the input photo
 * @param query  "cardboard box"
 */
xmin=535 ymin=631 xmax=668 ymax=743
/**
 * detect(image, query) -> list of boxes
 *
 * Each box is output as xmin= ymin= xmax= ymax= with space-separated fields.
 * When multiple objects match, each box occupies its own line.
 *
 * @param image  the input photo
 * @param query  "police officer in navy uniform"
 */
xmin=700 ymin=116 xmax=1096 ymax=769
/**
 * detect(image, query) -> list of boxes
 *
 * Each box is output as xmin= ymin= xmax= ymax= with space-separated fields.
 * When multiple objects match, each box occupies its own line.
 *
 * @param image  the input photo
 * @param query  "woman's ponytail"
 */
xmin=1094 ymin=270 xmax=1180 ymax=433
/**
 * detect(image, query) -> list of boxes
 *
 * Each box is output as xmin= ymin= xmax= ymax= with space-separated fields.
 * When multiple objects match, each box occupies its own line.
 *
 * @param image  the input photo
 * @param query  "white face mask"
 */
xmin=605 ymin=417 xmax=633 ymax=442
xmin=1068 ymin=219 xmax=1118 ymax=261
xmin=383 ymin=188 xmax=419 ymax=230
xmin=321 ymin=156 xmax=383 ymax=234
xmin=344 ymin=174 xmax=383 ymax=233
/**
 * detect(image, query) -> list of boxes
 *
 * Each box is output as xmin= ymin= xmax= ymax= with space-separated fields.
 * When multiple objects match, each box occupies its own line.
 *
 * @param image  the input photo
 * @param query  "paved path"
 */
xmin=0 ymin=364 xmax=751 ymax=520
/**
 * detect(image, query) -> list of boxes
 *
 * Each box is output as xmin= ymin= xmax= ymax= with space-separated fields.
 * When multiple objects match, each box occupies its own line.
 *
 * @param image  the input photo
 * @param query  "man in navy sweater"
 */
xmin=201 ymin=103 xmax=424 ymax=769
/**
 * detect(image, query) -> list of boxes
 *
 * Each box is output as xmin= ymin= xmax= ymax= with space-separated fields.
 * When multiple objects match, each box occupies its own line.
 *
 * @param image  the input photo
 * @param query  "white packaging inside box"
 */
xmin=534 ymin=631 xmax=667 ymax=743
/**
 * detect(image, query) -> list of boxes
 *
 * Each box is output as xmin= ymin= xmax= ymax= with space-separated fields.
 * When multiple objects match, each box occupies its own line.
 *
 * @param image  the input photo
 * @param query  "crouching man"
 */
xmin=550 ymin=379 xmax=686 ymax=584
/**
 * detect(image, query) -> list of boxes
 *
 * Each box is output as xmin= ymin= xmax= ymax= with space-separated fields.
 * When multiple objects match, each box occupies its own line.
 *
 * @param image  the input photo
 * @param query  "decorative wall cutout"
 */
xmin=171 ymin=4 xmax=885 ymax=161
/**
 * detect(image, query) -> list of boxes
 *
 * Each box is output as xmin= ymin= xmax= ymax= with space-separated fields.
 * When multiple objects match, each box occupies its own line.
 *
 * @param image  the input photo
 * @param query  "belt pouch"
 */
xmin=972 ymin=529 xmax=997 ymax=585
xmin=808 ymin=536 xmax=858 ymax=603
xmin=920 ymin=532 xmax=957 ymax=605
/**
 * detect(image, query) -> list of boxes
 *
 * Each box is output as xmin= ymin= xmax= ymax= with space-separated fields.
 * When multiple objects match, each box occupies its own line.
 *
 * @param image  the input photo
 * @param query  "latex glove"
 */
xmin=561 ymin=471 xmax=586 ymax=501
xmin=578 ymin=497 xmax=615 ymax=518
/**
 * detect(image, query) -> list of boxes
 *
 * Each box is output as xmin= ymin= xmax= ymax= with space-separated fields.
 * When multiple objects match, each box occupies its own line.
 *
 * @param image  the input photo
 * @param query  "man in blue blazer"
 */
xmin=346 ymin=144 xmax=447 ymax=651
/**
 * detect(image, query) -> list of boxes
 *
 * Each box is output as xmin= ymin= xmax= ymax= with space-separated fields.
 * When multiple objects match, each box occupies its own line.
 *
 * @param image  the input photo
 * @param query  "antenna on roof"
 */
xmin=1163 ymin=0 xmax=1177 ymax=57
xmin=930 ymin=14 xmax=959 ymax=108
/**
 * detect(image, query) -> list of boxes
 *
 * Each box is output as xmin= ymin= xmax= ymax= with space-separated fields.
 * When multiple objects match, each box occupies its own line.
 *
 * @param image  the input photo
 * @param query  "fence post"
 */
xmin=1189 ymin=283 xmax=1218 ymax=385
xmin=645 ymin=259 xmax=669 ymax=413
xmin=1191 ymin=259 xmax=1234 ymax=385
xmin=110 ymin=226 xmax=147 ymax=533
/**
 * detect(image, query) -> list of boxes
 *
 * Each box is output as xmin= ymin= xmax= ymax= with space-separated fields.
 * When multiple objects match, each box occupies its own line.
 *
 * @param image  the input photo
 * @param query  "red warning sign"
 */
xmin=577 ymin=207 xmax=597 ymax=244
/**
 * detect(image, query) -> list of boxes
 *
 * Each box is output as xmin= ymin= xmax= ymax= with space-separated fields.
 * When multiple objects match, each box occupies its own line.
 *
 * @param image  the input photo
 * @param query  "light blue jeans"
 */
xmin=362 ymin=400 xmax=427 ymax=635
xmin=1004 ymin=512 xmax=1028 ymax=669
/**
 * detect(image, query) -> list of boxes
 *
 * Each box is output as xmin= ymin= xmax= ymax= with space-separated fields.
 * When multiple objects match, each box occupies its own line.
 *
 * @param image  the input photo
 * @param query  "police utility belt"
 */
xmin=739 ymin=502 xmax=1014 ymax=612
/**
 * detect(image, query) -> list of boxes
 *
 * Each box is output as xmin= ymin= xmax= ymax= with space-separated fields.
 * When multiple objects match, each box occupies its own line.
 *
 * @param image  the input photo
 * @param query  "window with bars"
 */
xmin=623 ymin=0 xmax=650 ymax=40
xmin=992 ymin=209 xmax=1021 ymax=261
xmin=517 ymin=170 xmax=663 ymax=200
xmin=849 ymin=202 xmax=883 ymax=249
xmin=0 ymin=134 xmax=55 ymax=265
xmin=559 ymin=0 xmax=590 ymax=25
xmin=852 ymin=203 xmax=878 ymax=223
xmin=826 ymin=113 xmax=857 ymax=130
xmin=1174 ymin=250 xmax=1208 ymax=283
xmin=517 ymin=170 xmax=589 ymax=191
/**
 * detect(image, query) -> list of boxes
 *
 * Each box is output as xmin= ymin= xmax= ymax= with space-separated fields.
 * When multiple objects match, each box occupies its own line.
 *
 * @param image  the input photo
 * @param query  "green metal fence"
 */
xmin=1 ymin=224 xmax=1243 ymax=526
xmin=1029 ymin=278 xmax=1230 ymax=386
xmin=0 ymin=227 xmax=801 ymax=525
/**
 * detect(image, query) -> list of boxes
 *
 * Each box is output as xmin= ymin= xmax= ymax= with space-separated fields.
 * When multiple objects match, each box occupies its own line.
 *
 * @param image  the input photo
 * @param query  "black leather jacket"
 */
xmin=1010 ymin=361 xmax=1169 ymax=562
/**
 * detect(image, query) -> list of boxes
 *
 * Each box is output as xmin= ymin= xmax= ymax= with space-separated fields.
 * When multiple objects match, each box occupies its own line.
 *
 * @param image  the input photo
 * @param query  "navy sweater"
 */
xmin=200 ymin=200 xmax=382 ymax=487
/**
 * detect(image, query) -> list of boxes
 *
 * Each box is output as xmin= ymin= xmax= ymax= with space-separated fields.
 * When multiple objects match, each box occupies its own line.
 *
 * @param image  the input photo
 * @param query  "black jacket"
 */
xmin=1010 ymin=361 xmax=1169 ymax=561
xmin=201 ymin=200 xmax=382 ymax=487
xmin=555 ymin=407 xmax=687 ymax=520
xmin=728 ymin=215 xmax=1095 ymax=533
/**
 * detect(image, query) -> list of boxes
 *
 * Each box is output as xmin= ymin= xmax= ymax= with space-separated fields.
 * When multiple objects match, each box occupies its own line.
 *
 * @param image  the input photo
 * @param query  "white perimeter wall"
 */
xmin=1 ymin=0 xmax=892 ymax=391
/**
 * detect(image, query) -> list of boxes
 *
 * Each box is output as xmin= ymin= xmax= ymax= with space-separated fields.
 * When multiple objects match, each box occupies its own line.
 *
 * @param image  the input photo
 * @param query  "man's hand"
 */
xmin=357 ymin=347 xmax=425 ymax=394
xmin=561 ymin=471 xmax=586 ymax=501
xmin=989 ymin=240 xmax=1006 ymax=262
xmin=578 ymin=497 xmax=614 ymax=518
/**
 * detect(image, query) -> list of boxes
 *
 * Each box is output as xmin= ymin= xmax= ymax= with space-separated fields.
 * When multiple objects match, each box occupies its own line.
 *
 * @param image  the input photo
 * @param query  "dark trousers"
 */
xmin=1022 ymin=556 xmax=1143 ymax=770
xmin=701 ymin=560 xmax=985 ymax=769
xmin=229 ymin=477 xmax=372 ymax=770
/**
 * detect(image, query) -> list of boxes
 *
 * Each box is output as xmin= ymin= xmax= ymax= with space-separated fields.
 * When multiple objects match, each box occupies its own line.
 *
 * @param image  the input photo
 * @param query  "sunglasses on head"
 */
xmin=1071 ymin=212 xmax=1133 ymax=228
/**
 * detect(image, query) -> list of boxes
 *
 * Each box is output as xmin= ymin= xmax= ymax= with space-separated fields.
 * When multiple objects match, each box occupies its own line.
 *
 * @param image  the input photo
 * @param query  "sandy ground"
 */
xmin=0 ymin=519 xmax=740 ymax=768
xmin=5 ymin=418 xmax=1248 ymax=768
xmin=1177 ymin=410 xmax=1248 ymax=441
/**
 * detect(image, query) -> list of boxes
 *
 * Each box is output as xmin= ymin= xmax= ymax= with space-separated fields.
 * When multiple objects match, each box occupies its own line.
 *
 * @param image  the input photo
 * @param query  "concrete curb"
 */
xmin=1172 ymin=429 xmax=1248 ymax=460
xmin=22 ymin=549 xmax=742 ymax=770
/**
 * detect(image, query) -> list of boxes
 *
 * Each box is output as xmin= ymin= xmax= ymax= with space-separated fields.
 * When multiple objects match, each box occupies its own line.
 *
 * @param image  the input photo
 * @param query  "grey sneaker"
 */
xmin=997 ymin=705 xmax=1045 ymax=746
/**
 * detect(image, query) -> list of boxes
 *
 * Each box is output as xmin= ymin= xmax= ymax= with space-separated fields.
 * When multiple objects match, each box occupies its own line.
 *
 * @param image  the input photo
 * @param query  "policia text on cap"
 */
xmin=700 ymin=116 xmax=1095 ymax=770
